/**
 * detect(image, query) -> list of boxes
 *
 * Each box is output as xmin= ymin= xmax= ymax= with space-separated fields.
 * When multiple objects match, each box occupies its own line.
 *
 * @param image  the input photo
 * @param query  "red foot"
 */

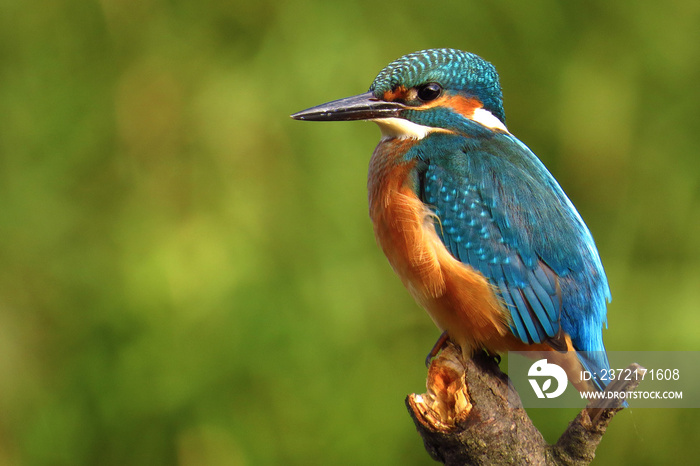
xmin=425 ymin=331 xmax=450 ymax=367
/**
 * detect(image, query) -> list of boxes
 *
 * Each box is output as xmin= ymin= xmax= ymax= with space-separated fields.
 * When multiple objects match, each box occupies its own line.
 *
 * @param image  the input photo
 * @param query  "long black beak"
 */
xmin=291 ymin=92 xmax=405 ymax=121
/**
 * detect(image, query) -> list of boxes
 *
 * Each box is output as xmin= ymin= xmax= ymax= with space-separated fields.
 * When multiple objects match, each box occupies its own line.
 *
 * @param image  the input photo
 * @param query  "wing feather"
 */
xmin=417 ymin=133 xmax=609 ymax=354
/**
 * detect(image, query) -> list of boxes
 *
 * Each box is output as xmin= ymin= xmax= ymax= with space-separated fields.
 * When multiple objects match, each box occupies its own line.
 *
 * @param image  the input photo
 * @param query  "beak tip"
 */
xmin=290 ymin=110 xmax=333 ymax=121
xmin=290 ymin=92 xmax=402 ymax=122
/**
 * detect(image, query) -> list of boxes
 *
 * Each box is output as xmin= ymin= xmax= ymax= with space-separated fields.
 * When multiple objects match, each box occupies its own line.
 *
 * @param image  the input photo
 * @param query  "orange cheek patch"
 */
xmin=416 ymin=94 xmax=484 ymax=119
xmin=442 ymin=95 xmax=483 ymax=117
xmin=383 ymin=86 xmax=409 ymax=101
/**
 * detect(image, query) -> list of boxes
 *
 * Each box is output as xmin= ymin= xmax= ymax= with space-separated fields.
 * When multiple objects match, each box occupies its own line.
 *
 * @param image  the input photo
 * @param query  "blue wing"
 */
xmin=414 ymin=132 xmax=611 ymax=388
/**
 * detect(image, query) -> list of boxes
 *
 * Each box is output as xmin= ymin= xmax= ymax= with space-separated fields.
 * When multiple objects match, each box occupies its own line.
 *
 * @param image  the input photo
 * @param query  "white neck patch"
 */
xmin=372 ymin=117 xmax=447 ymax=140
xmin=472 ymin=108 xmax=508 ymax=132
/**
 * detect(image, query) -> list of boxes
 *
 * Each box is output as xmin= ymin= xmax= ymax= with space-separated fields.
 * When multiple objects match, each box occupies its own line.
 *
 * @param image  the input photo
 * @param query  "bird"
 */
xmin=291 ymin=48 xmax=611 ymax=392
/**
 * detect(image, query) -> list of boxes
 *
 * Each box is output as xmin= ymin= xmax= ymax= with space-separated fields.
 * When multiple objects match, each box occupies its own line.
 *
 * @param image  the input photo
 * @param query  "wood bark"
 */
xmin=406 ymin=343 xmax=644 ymax=465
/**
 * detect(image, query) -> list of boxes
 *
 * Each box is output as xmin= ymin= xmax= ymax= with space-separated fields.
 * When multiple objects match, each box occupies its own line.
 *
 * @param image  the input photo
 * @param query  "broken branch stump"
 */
xmin=406 ymin=343 xmax=644 ymax=465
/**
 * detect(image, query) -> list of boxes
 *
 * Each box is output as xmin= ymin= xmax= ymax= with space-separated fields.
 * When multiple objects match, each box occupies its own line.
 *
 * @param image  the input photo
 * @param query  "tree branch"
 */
xmin=406 ymin=342 xmax=644 ymax=465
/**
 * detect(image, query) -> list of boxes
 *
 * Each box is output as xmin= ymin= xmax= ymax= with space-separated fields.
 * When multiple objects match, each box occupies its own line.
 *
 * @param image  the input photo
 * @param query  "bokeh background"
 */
xmin=1 ymin=0 xmax=699 ymax=464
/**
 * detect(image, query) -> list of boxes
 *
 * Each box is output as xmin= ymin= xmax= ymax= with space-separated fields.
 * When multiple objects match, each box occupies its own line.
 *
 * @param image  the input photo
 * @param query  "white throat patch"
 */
xmin=372 ymin=117 xmax=448 ymax=140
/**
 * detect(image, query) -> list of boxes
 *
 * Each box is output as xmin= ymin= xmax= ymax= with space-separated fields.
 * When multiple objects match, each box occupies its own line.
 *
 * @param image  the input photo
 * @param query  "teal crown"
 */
xmin=369 ymin=48 xmax=505 ymax=124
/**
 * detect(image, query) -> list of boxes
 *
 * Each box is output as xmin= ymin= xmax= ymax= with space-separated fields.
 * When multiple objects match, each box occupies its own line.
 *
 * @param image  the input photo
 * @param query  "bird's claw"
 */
xmin=425 ymin=331 xmax=451 ymax=367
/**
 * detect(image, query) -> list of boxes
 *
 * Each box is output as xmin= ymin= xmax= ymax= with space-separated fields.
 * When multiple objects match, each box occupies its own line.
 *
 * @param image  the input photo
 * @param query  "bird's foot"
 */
xmin=425 ymin=331 xmax=451 ymax=367
xmin=485 ymin=350 xmax=501 ymax=365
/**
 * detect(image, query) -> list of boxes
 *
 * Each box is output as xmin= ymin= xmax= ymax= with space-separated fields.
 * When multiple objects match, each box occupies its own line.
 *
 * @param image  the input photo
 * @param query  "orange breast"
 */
xmin=367 ymin=139 xmax=512 ymax=355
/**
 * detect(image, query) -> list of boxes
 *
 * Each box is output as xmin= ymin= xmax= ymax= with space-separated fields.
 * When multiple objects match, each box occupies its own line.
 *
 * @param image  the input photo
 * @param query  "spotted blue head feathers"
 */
xmin=369 ymin=49 xmax=505 ymax=124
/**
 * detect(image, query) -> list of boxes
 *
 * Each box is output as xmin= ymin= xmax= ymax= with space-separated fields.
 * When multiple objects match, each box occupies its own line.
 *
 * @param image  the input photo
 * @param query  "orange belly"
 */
xmin=368 ymin=140 xmax=511 ymax=355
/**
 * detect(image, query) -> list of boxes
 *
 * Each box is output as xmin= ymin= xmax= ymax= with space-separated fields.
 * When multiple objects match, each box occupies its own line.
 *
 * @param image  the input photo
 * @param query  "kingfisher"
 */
xmin=292 ymin=48 xmax=611 ymax=392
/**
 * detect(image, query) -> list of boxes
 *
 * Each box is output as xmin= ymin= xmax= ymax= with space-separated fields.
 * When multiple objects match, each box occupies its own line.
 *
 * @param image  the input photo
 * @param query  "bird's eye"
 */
xmin=416 ymin=83 xmax=443 ymax=102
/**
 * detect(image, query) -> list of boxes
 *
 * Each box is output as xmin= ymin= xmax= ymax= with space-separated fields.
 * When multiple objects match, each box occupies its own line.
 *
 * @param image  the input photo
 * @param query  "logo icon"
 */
xmin=528 ymin=359 xmax=568 ymax=399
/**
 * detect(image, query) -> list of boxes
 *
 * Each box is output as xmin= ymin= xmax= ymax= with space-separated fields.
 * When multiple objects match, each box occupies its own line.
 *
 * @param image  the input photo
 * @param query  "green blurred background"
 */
xmin=1 ymin=0 xmax=699 ymax=464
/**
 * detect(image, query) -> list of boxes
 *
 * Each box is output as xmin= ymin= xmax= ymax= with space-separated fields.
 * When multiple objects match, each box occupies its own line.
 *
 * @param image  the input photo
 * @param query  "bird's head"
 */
xmin=292 ymin=48 xmax=507 ymax=138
